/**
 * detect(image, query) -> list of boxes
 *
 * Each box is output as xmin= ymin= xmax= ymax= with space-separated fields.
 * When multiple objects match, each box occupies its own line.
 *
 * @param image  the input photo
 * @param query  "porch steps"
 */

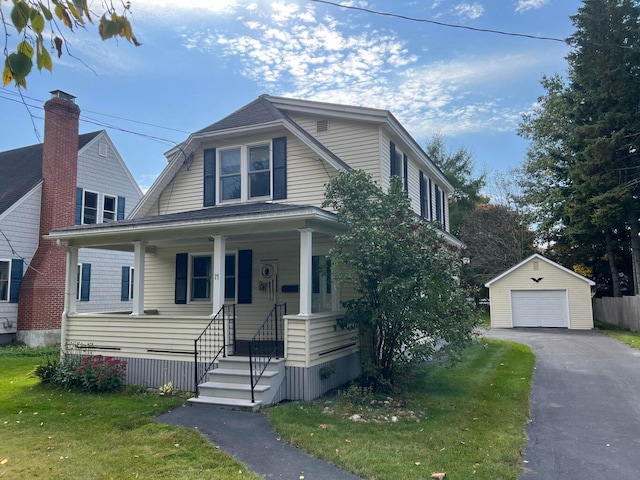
xmin=189 ymin=356 xmax=285 ymax=412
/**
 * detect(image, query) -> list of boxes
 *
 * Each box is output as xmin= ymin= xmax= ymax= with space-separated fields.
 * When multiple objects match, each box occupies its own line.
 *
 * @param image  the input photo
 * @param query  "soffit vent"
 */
xmin=316 ymin=119 xmax=329 ymax=133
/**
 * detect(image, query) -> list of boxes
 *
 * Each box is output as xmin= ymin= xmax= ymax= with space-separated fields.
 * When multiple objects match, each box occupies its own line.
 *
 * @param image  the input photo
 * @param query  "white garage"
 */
xmin=485 ymin=254 xmax=595 ymax=330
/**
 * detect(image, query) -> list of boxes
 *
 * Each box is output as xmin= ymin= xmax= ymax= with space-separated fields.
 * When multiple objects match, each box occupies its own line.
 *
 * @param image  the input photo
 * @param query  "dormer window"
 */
xmin=218 ymin=143 xmax=271 ymax=203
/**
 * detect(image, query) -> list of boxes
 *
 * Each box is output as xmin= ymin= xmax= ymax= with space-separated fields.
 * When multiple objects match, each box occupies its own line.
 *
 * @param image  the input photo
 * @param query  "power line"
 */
xmin=310 ymin=0 xmax=570 ymax=44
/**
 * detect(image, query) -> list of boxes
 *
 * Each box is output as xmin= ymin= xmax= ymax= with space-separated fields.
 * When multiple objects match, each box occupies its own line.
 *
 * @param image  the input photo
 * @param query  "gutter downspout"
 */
xmin=57 ymin=239 xmax=78 ymax=353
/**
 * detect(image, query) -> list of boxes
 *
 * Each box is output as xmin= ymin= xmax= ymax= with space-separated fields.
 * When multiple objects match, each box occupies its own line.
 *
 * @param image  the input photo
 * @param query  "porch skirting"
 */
xmin=113 ymin=356 xmax=201 ymax=392
xmin=273 ymin=352 xmax=362 ymax=402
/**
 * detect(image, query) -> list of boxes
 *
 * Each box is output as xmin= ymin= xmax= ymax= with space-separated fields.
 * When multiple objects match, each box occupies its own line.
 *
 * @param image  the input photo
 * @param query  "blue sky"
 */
xmin=0 ymin=0 xmax=581 ymax=191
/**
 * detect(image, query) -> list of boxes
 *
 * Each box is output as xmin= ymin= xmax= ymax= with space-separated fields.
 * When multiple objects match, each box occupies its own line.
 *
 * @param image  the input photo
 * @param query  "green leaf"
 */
xmin=98 ymin=14 xmax=120 ymax=40
xmin=31 ymin=12 xmax=45 ymax=33
xmin=6 ymin=52 xmax=33 ymax=82
xmin=11 ymin=1 xmax=31 ymax=33
xmin=36 ymin=44 xmax=52 ymax=71
xmin=39 ymin=2 xmax=53 ymax=21
xmin=17 ymin=41 xmax=34 ymax=59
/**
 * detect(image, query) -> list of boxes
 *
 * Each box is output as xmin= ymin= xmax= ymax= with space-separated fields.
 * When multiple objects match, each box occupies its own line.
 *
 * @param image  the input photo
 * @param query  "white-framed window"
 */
xmin=218 ymin=143 xmax=271 ymax=203
xmin=0 ymin=260 xmax=9 ymax=302
xmin=392 ymin=147 xmax=404 ymax=181
xmin=189 ymin=253 xmax=237 ymax=302
xmin=76 ymin=263 xmax=91 ymax=301
xmin=103 ymin=195 xmax=117 ymax=222
xmin=312 ymin=255 xmax=332 ymax=313
xmin=82 ymin=190 xmax=99 ymax=224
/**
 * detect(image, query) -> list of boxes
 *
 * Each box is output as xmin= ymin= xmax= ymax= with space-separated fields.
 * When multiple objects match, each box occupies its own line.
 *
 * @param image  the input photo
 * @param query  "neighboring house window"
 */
xmin=76 ymin=188 xmax=126 ymax=224
xmin=76 ymin=263 xmax=91 ymax=301
xmin=0 ymin=260 xmax=9 ymax=301
xmin=121 ymin=266 xmax=134 ymax=301
xmin=312 ymin=255 xmax=332 ymax=313
xmin=419 ymin=172 xmax=431 ymax=220
xmin=83 ymin=190 xmax=98 ymax=224
xmin=103 ymin=195 xmax=117 ymax=222
xmin=218 ymin=144 xmax=271 ymax=203
xmin=189 ymin=254 xmax=237 ymax=301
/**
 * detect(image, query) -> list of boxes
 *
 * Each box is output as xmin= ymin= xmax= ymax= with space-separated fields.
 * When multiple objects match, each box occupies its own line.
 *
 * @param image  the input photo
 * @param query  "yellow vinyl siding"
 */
xmin=489 ymin=258 xmax=593 ymax=329
xmin=285 ymin=135 xmax=336 ymax=207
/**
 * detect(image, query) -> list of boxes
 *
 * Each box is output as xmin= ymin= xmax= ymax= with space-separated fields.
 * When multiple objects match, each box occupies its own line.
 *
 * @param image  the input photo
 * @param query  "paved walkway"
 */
xmin=485 ymin=328 xmax=640 ymax=479
xmin=158 ymin=405 xmax=363 ymax=480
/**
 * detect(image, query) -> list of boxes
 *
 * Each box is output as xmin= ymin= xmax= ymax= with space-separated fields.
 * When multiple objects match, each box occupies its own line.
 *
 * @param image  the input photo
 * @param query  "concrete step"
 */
xmin=187 ymin=396 xmax=262 ymax=412
xmin=198 ymin=381 xmax=270 ymax=401
xmin=216 ymin=356 xmax=285 ymax=371
xmin=205 ymin=367 xmax=280 ymax=384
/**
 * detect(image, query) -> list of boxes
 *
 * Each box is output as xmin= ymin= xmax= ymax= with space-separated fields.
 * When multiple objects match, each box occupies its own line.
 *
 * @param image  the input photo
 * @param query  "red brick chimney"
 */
xmin=17 ymin=91 xmax=80 ymax=346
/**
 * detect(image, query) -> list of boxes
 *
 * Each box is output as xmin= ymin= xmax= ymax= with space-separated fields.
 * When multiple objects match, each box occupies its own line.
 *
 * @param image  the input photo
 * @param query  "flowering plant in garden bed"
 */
xmin=75 ymin=355 xmax=127 ymax=393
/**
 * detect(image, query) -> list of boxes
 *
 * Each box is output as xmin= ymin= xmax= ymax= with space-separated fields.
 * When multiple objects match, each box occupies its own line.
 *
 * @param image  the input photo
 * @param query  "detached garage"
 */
xmin=485 ymin=254 xmax=595 ymax=329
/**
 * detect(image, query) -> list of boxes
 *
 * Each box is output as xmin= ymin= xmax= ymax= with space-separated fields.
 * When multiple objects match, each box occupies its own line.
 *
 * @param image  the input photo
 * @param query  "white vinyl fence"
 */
xmin=592 ymin=296 xmax=640 ymax=331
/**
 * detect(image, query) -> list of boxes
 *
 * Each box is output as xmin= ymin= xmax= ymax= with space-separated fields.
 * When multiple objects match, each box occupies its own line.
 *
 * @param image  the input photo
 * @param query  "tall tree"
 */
xmin=2 ymin=0 xmax=140 ymax=88
xmin=425 ymin=134 xmax=486 ymax=235
xmin=323 ymin=170 xmax=478 ymax=390
xmin=518 ymin=0 xmax=640 ymax=296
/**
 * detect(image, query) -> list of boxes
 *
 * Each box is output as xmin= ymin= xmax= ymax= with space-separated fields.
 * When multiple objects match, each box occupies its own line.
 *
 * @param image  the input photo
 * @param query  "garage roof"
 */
xmin=484 ymin=253 xmax=595 ymax=287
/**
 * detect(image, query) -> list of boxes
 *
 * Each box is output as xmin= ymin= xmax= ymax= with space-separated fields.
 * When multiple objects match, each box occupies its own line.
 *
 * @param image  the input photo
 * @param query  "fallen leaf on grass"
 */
xmin=319 ymin=424 xmax=327 ymax=429
xmin=0 ymin=459 xmax=7 ymax=465
xmin=431 ymin=473 xmax=446 ymax=480
xmin=344 ymin=438 xmax=351 ymax=443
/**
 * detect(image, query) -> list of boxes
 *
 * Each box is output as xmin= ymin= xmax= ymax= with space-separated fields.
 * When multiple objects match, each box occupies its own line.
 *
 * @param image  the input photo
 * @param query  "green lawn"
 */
xmin=0 ymin=346 xmax=259 ymax=479
xmin=595 ymin=319 xmax=640 ymax=350
xmin=266 ymin=339 xmax=534 ymax=480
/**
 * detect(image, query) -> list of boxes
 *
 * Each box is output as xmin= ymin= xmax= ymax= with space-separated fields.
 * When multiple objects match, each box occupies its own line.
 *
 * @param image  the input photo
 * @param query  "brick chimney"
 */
xmin=17 ymin=91 xmax=80 ymax=347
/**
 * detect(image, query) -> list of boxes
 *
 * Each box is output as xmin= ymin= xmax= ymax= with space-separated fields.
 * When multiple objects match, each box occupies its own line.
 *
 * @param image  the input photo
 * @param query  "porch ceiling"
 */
xmin=45 ymin=203 xmax=346 ymax=250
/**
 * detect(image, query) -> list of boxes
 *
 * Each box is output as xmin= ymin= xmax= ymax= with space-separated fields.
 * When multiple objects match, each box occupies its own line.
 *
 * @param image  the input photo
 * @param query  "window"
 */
xmin=121 ymin=266 xmax=134 ymax=301
xmin=103 ymin=195 xmax=116 ymax=222
xmin=218 ymin=144 xmax=271 ymax=203
xmin=389 ymin=141 xmax=407 ymax=190
xmin=312 ymin=255 xmax=332 ymax=313
xmin=83 ymin=191 xmax=98 ymax=224
xmin=0 ymin=261 xmax=9 ymax=301
xmin=189 ymin=254 xmax=237 ymax=301
xmin=98 ymin=142 xmax=108 ymax=157
xmin=419 ymin=172 xmax=431 ymax=220
xmin=76 ymin=263 xmax=91 ymax=301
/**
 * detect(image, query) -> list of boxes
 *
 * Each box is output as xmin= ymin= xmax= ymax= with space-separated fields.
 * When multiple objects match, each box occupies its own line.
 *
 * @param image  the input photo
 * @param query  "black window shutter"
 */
xmin=204 ymin=148 xmax=217 ymax=207
xmin=121 ymin=266 xmax=130 ymax=301
xmin=117 ymin=196 xmax=125 ymax=220
xmin=403 ymin=154 xmax=408 ymax=191
xmin=419 ymin=171 xmax=425 ymax=218
xmin=237 ymin=249 xmax=252 ymax=304
xmin=272 ymin=137 xmax=287 ymax=200
xmin=75 ymin=188 xmax=83 ymax=225
xmin=9 ymin=259 xmax=23 ymax=303
xmin=80 ymin=263 xmax=91 ymax=302
xmin=442 ymin=190 xmax=447 ymax=230
xmin=435 ymin=185 xmax=442 ymax=224
xmin=390 ymin=142 xmax=397 ymax=176
xmin=175 ymin=253 xmax=188 ymax=304
xmin=428 ymin=178 xmax=433 ymax=220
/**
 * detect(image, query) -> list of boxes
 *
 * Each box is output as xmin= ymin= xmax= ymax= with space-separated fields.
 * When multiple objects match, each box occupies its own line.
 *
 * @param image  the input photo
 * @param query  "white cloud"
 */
xmin=515 ymin=0 xmax=549 ymax=13
xmin=453 ymin=2 xmax=484 ymax=20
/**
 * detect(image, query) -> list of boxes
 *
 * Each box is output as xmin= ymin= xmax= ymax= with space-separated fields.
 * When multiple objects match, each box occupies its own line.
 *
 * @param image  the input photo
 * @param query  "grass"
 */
xmin=479 ymin=311 xmax=491 ymax=327
xmin=595 ymin=319 xmax=640 ymax=350
xmin=0 ymin=347 xmax=260 ymax=479
xmin=266 ymin=339 xmax=534 ymax=480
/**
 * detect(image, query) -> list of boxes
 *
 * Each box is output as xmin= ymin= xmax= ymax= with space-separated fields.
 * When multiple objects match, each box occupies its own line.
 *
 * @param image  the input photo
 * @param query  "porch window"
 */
xmin=312 ymin=255 xmax=332 ymax=313
xmin=189 ymin=254 xmax=237 ymax=301
xmin=76 ymin=263 xmax=91 ymax=301
xmin=218 ymin=143 xmax=271 ymax=203
xmin=0 ymin=260 xmax=9 ymax=301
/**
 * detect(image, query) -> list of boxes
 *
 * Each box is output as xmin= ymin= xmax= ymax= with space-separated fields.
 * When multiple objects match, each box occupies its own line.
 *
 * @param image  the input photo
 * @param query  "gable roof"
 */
xmin=484 ymin=253 xmax=596 ymax=287
xmin=0 ymin=131 xmax=101 ymax=215
xmin=197 ymin=96 xmax=286 ymax=133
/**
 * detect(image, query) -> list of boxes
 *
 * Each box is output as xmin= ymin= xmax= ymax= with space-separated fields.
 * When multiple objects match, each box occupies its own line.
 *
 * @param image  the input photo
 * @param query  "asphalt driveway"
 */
xmin=485 ymin=328 xmax=640 ymax=479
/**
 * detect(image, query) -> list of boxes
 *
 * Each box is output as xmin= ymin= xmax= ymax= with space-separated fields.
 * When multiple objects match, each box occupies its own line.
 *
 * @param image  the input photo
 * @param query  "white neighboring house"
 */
xmin=0 ymin=91 xmax=143 ymax=346
xmin=46 ymin=95 xmax=461 ymax=408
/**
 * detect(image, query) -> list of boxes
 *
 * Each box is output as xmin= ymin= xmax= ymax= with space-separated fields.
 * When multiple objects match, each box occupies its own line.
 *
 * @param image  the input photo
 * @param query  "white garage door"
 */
xmin=511 ymin=290 xmax=568 ymax=328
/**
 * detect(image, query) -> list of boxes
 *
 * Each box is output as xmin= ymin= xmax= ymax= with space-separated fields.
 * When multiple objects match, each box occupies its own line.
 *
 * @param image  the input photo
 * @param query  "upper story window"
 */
xmin=389 ymin=141 xmax=408 ymax=191
xmin=219 ymin=144 xmax=271 ymax=203
xmin=76 ymin=188 xmax=125 ymax=225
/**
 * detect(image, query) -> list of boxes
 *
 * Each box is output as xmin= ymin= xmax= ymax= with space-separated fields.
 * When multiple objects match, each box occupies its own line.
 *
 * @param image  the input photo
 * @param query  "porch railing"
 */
xmin=193 ymin=304 xmax=236 ymax=394
xmin=248 ymin=303 xmax=286 ymax=403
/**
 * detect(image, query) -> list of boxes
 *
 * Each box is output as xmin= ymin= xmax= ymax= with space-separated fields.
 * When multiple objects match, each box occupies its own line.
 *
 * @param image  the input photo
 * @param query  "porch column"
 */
xmin=211 ymin=235 xmax=226 ymax=316
xmin=131 ymin=241 xmax=146 ymax=316
xmin=63 ymin=245 xmax=79 ymax=316
xmin=298 ymin=228 xmax=313 ymax=316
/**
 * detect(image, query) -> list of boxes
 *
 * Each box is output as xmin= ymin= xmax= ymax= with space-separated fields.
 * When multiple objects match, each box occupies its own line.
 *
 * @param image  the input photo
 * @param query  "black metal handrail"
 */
xmin=193 ymin=304 xmax=236 ymax=394
xmin=248 ymin=303 xmax=286 ymax=403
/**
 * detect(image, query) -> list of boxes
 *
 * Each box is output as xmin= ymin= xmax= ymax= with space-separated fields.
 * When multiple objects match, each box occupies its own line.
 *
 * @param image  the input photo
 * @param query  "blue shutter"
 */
xmin=117 ymin=196 xmax=125 ymax=220
xmin=9 ymin=259 xmax=23 ymax=303
xmin=75 ymin=187 xmax=83 ymax=225
xmin=175 ymin=253 xmax=188 ymax=304
xmin=80 ymin=263 xmax=91 ymax=302
xmin=121 ymin=266 xmax=130 ymax=301
xmin=442 ymin=190 xmax=447 ymax=230
xmin=403 ymin=154 xmax=408 ymax=191
xmin=435 ymin=185 xmax=442 ymax=224
xmin=390 ymin=142 xmax=397 ymax=176
xmin=272 ymin=137 xmax=287 ymax=200
xmin=237 ymin=249 xmax=252 ymax=304
xmin=428 ymin=178 xmax=433 ymax=220
xmin=204 ymin=148 xmax=216 ymax=207
xmin=419 ymin=171 xmax=425 ymax=218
